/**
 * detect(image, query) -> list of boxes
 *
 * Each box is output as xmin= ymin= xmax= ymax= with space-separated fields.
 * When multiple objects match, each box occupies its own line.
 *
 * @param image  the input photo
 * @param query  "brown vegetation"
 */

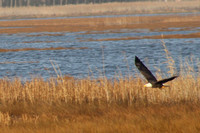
xmin=0 ymin=47 xmax=88 ymax=52
xmin=0 ymin=70 xmax=200 ymax=132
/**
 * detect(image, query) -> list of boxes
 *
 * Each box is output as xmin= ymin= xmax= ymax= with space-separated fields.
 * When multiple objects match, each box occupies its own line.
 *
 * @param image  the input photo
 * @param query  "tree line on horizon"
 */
xmin=0 ymin=0 xmax=178 ymax=7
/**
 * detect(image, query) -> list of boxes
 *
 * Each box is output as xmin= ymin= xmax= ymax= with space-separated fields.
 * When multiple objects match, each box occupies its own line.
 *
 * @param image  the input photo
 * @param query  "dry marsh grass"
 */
xmin=0 ymin=47 xmax=88 ymax=53
xmin=0 ymin=43 xmax=200 ymax=132
xmin=0 ymin=1 xmax=199 ymax=19
xmin=1 ymin=14 xmax=200 ymax=35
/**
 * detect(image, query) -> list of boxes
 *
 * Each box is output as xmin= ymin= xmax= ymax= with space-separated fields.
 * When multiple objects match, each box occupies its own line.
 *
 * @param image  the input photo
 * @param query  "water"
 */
xmin=0 ymin=18 xmax=200 ymax=80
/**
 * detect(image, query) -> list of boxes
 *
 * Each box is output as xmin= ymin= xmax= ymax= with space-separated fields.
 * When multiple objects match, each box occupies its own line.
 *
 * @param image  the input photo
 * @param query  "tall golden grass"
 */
xmin=0 ymin=1 xmax=199 ymax=18
xmin=0 ymin=42 xmax=200 ymax=132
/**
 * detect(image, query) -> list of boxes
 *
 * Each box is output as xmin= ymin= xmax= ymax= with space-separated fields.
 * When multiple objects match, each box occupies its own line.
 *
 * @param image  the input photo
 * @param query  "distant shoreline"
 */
xmin=0 ymin=14 xmax=200 ymax=40
xmin=0 ymin=1 xmax=199 ymax=19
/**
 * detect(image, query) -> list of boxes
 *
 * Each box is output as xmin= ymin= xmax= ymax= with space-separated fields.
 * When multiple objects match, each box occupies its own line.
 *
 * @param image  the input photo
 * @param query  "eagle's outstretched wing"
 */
xmin=135 ymin=56 xmax=157 ymax=83
xmin=156 ymin=76 xmax=178 ymax=84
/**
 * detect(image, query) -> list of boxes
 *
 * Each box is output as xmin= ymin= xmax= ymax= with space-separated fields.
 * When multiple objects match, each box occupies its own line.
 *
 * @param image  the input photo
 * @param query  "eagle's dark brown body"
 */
xmin=135 ymin=56 xmax=178 ymax=89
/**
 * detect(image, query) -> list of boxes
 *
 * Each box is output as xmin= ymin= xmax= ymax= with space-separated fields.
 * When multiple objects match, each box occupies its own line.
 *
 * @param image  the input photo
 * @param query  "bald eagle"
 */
xmin=135 ymin=56 xmax=177 ymax=89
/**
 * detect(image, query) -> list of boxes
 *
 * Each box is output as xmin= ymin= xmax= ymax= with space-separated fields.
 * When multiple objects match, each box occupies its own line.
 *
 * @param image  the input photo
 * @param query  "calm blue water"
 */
xmin=0 ymin=17 xmax=200 ymax=80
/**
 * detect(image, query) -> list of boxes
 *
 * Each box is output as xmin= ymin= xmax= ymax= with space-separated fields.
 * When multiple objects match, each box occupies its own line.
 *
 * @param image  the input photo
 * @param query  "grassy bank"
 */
xmin=1 ymin=13 xmax=200 ymax=38
xmin=1 ymin=103 xmax=200 ymax=133
xmin=0 ymin=44 xmax=200 ymax=132
xmin=0 ymin=1 xmax=200 ymax=19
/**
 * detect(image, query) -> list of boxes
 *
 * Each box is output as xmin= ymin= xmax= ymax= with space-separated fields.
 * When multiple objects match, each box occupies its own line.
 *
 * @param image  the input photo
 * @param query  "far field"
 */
xmin=0 ymin=0 xmax=200 ymax=40
xmin=0 ymin=0 xmax=200 ymax=18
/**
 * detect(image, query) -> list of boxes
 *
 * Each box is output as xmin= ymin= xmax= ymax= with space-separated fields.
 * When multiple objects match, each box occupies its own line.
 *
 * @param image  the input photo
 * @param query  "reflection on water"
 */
xmin=0 ymin=25 xmax=200 ymax=80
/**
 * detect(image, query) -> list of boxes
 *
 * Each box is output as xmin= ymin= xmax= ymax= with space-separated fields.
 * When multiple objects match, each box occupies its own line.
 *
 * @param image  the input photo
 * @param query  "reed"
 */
xmin=0 ymin=43 xmax=200 ymax=132
xmin=0 ymin=1 xmax=199 ymax=18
